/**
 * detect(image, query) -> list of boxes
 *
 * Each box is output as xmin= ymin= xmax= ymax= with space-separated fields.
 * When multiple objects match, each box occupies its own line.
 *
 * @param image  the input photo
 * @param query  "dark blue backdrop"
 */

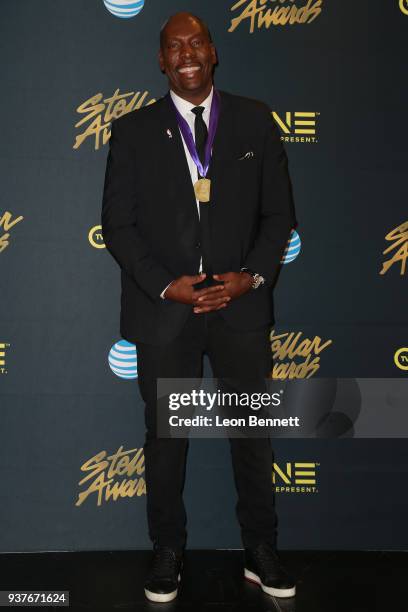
xmin=1 ymin=0 xmax=407 ymax=552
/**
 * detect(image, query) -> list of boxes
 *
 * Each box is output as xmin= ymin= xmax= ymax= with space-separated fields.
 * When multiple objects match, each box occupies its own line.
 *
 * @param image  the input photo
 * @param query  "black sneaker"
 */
xmin=144 ymin=544 xmax=183 ymax=603
xmin=244 ymin=542 xmax=296 ymax=598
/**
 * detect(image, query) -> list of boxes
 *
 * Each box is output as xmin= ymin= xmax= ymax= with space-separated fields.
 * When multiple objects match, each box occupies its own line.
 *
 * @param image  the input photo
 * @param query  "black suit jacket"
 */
xmin=101 ymin=88 xmax=297 ymax=345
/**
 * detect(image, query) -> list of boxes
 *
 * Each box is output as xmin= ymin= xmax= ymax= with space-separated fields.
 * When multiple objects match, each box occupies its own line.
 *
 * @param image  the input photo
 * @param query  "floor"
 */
xmin=0 ymin=550 xmax=406 ymax=611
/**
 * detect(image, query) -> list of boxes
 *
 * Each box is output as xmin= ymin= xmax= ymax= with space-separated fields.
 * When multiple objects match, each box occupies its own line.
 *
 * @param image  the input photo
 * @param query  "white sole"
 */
xmin=244 ymin=568 xmax=296 ymax=598
xmin=144 ymin=573 xmax=181 ymax=603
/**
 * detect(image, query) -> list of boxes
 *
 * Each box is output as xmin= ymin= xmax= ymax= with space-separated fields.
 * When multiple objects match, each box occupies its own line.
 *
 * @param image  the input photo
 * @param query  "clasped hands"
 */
xmin=164 ymin=272 xmax=253 ymax=314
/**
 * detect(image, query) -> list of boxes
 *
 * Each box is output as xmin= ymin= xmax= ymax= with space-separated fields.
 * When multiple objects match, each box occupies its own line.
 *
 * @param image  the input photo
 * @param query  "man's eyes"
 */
xmin=168 ymin=39 xmax=203 ymax=49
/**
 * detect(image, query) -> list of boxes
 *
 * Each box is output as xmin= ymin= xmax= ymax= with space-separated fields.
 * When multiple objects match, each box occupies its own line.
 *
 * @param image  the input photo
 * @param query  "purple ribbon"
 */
xmin=169 ymin=88 xmax=221 ymax=178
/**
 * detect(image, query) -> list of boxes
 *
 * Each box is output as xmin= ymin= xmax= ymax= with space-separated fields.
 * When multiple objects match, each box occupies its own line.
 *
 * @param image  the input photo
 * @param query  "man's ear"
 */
xmin=210 ymin=44 xmax=218 ymax=67
xmin=158 ymin=49 xmax=165 ymax=73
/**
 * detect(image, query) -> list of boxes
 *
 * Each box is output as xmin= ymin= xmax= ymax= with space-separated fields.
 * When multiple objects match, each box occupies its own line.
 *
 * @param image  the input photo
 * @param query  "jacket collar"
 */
xmin=169 ymin=85 xmax=214 ymax=119
xmin=161 ymin=87 xmax=232 ymax=160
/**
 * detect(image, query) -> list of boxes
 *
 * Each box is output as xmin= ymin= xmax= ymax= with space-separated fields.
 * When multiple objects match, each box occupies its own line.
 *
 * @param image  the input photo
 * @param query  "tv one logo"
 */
xmin=0 ymin=343 xmax=10 ymax=375
xmin=273 ymin=111 xmax=319 ymax=143
xmin=400 ymin=0 xmax=408 ymax=16
xmin=88 ymin=225 xmax=105 ymax=249
xmin=273 ymin=462 xmax=319 ymax=494
xmin=394 ymin=348 xmax=408 ymax=371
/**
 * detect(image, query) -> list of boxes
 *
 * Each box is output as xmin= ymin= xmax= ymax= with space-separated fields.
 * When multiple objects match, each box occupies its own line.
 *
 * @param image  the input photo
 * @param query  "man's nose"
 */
xmin=180 ymin=44 xmax=195 ymax=61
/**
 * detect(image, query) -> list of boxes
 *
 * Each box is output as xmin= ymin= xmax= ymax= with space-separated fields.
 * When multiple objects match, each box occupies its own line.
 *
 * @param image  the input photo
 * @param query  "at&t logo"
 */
xmin=281 ymin=229 xmax=301 ymax=264
xmin=103 ymin=0 xmax=145 ymax=19
xmin=108 ymin=340 xmax=138 ymax=379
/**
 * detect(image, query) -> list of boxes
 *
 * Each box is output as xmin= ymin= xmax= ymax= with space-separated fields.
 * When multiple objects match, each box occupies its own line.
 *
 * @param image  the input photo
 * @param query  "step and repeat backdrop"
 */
xmin=1 ymin=1 xmax=407 ymax=552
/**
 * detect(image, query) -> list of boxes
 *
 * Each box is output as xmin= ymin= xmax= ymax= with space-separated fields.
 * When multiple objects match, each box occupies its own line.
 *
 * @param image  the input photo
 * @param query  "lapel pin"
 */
xmin=166 ymin=128 xmax=172 ymax=139
xmin=238 ymin=151 xmax=254 ymax=160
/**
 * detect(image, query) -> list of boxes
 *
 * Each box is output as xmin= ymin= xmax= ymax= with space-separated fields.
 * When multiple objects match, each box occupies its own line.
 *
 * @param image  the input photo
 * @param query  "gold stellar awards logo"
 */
xmin=273 ymin=461 xmax=319 ymax=493
xmin=229 ymin=0 xmax=323 ymax=33
xmin=270 ymin=330 xmax=333 ymax=378
xmin=73 ymin=89 xmax=156 ymax=151
xmin=399 ymin=0 xmax=408 ymax=15
xmin=273 ymin=111 xmax=319 ymax=143
xmin=0 ymin=211 xmax=24 ymax=253
xmin=379 ymin=221 xmax=408 ymax=275
xmin=76 ymin=446 xmax=146 ymax=507
xmin=0 ymin=343 xmax=10 ymax=375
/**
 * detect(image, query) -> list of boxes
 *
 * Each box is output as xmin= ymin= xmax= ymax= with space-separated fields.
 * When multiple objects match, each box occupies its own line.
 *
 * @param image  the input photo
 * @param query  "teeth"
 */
xmin=178 ymin=66 xmax=200 ymax=73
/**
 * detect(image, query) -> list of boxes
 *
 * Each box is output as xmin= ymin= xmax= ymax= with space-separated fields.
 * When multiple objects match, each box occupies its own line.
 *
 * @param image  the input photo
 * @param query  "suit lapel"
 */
xmin=158 ymin=93 xmax=199 ymax=224
xmin=210 ymin=89 xmax=233 ymax=165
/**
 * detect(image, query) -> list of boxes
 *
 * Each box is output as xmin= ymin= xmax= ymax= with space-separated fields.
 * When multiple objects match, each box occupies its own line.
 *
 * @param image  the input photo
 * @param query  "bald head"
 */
xmin=160 ymin=12 xmax=212 ymax=49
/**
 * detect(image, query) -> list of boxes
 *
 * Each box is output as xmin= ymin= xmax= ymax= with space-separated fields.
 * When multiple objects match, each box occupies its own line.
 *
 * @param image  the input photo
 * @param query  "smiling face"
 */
xmin=158 ymin=13 xmax=217 ymax=105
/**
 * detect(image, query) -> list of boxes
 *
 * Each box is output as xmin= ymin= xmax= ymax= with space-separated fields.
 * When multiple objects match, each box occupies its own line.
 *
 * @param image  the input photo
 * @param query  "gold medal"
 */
xmin=194 ymin=178 xmax=211 ymax=203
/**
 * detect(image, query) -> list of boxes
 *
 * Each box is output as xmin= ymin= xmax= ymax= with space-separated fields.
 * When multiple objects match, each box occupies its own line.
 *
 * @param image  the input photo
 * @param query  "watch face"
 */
xmin=242 ymin=269 xmax=265 ymax=288
xmin=253 ymin=274 xmax=265 ymax=289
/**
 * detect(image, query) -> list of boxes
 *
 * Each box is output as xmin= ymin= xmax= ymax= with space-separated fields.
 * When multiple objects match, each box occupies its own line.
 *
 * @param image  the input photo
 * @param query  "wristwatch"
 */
xmin=240 ymin=267 xmax=265 ymax=289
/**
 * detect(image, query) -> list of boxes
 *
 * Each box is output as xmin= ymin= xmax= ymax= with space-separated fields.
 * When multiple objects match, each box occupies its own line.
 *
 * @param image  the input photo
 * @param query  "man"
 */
xmin=102 ymin=12 xmax=297 ymax=603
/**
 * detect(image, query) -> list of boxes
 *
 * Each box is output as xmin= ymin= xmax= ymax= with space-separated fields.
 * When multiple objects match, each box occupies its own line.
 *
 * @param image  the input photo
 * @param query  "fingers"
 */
xmin=196 ymin=295 xmax=230 ymax=307
xmin=193 ymin=296 xmax=230 ymax=313
xmin=185 ymin=273 xmax=206 ymax=285
xmin=194 ymin=292 xmax=230 ymax=306
xmin=213 ymin=273 xmax=231 ymax=282
xmin=194 ymin=303 xmax=228 ymax=313
xmin=192 ymin=285 xmax=226 ymax=300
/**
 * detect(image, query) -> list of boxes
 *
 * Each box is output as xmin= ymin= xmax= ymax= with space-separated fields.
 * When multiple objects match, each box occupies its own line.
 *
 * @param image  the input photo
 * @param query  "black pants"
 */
xmin=135 ymin=309 xmax=277 ymax=551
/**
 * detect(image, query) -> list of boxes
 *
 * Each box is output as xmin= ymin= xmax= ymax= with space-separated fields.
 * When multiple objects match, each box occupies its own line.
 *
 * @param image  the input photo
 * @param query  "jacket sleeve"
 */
xmin=101 ymin=117 xmax=174 ymax=300
xmin=242 ymin=107 xmax=297 ymax=288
